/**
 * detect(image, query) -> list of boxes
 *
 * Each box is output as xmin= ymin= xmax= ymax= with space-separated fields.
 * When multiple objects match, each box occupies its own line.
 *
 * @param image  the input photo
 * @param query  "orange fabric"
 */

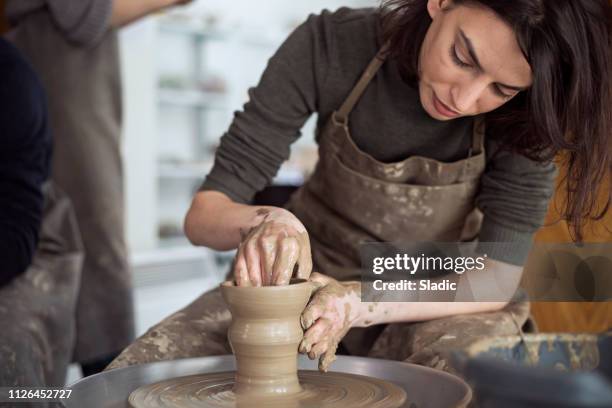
xmin=531 ymin=164 xmax=612 ymax=333
xmin=0 ymin=1 xmax=9 ymax=34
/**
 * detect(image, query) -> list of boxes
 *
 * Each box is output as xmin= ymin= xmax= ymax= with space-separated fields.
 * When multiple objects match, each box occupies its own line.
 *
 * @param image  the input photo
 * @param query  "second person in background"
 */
xmin=5 ymin=0 xmax=193 ymax=379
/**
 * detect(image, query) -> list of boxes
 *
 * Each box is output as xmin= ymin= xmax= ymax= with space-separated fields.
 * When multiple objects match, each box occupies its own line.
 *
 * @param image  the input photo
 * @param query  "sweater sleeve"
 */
xmin=199 ymin=12 xmax=334 ymax=203
xmin=47 ymin=0 xmax=112 ymax=46
xmin=476 ymin=137 xmax=557 ymax=266
xmin=0 ymin=40 xmax=51 ymax=287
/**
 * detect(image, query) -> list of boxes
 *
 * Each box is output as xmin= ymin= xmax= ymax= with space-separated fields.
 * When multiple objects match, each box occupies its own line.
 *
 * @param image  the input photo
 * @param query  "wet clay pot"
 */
xmin=220 ymin=280 xmax=313 ymax=396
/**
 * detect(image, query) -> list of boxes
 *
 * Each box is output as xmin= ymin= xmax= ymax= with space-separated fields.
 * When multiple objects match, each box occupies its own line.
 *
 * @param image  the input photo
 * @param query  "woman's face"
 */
xmin=418 ymin=0 xmax=533 ymax=120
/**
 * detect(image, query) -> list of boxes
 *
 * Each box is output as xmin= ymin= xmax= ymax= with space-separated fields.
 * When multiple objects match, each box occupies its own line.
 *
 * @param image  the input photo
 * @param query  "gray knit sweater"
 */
xmin=5 ymin=0 xmax=112 ymax=46
xmin=200 ymin=7 xmax=557 ymax=265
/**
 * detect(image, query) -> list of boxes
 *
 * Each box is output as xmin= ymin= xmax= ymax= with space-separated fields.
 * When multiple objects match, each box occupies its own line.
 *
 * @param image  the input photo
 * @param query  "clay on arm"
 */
xmin=349 ymin=256 xmax=523 ymax=328
xmin=0 ymin=44 xmax=51 ymax=286
xmin=186 ymin=13 xmax=331 ymax=248
xmin=184 ymin=191 xmax=280 ymax=251
xmin=357 ymin=296 xmax=511 ymax=328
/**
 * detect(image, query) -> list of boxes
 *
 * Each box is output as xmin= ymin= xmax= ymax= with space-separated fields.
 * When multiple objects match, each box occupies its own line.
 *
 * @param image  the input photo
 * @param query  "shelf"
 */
xmin=158 ymin=161 xmax=304 ymax=186
xmin=158 ymin=161 xmax=214 ymax=180
xmin=158 ymin=20 xmax=280 ymax=49
xmin=131 ymin=244 xmax=210 ymax=268
xmin=158 ymin=88 xmax=227 ymax=109
xmin=158 ymin=21 xmax=228 ymax=40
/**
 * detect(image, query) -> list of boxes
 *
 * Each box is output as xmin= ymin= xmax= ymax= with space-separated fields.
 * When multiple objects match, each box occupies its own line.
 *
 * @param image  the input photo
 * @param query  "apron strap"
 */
xmin=334 ymin=42 xmax=390 ymax=124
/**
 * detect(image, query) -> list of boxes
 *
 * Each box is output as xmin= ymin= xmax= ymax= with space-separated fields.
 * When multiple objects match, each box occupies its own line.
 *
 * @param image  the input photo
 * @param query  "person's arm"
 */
xmin=475 ymin=137 xmax=558 ymax=265
xmin=110 ymin=0 xmax=193 ymax=28
xmin=299 ymin=259 xmax=521 ymax=372
xmin=185 ymin=191 xmax=271 ymax=251
xmin=185 ymin=12 xmax=333 ymax=285
xmin=40 ymin=0 xmax=191 ymax=46
xmin=0 ymin=41 xmax=51 ymax=287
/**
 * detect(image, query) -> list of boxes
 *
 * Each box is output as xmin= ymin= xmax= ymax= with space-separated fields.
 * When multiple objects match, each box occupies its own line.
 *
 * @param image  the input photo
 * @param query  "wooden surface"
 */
xmin=530 ymin=165 xmax=611 ymax=333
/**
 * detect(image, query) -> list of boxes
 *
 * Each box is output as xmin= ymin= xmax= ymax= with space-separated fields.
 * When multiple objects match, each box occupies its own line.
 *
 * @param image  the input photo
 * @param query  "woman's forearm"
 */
xmin=354 ymin=258 xmax=523 ymax=326
xmin=110 ymin=0 xmax=187 ymax=28
xmin=355 ymin=300 xmax=508 ymax=327
xmin=184 ymin=190 xmax=276 ymax=251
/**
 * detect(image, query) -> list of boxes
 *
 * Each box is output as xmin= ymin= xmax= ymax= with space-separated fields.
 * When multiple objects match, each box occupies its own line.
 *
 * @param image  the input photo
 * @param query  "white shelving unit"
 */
xmin=154 ymin=16 xmax=313 ymax=252
xmin=121 ymin=6 xmax=340 ymax=265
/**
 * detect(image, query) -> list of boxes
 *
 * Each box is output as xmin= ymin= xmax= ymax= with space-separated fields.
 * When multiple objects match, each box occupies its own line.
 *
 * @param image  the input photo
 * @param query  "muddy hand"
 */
xmin=232 ymin=208 xmax=312 ymax=286
xmin=299 ymin=273 xmax=362 ymax=372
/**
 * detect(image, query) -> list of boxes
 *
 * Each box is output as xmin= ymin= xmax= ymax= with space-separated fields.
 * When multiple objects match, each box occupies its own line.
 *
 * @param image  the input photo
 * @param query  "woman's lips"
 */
xmin=432 ymin=93 xmax=460 ymax=118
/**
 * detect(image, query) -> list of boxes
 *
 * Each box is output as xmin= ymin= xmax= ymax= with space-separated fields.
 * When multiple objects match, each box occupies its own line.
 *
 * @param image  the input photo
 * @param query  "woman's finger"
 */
xmin=300 ymin=301 xmax=325 ymax=330
xmin=308 ymin=339 xmax=330 ymax=360
xmin=299 ymin=318 xmax=331 ymax=354
xmin=309 ymin=272 xmax=332 ymax=286
xmin=295 ymin=233 xmax=313 ymax=280
xmin=244 ymin=239 xmax=262 ymax=287
xmin=272 ymin=236 xmax=299 ymax=285
xmin=259 ymin=235 xmax=277 ymax=286
xmin=233 ymin=245 xmax=251 ymax=287
xmin=319 ymin=343 xmax=339 ymax=372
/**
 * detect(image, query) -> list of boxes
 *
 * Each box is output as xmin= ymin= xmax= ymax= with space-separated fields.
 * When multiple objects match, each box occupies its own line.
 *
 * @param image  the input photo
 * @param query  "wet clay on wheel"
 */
xmin=129 ymin=280 xmax=407 ymax=408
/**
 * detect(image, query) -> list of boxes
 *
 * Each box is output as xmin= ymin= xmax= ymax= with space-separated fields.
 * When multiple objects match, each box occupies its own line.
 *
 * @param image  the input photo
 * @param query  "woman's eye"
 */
xmin=493 ymin=85 xmax=514 ymax=100
xmin=449 ymin=44 xmax=471 ymax=68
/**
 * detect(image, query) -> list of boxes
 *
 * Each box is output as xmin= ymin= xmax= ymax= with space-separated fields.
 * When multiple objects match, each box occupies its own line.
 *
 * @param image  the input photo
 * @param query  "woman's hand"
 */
xmin=298 ymin=273 xmax=363 ymax=372
xmin=232 ymin=208 xmax=312 ymax=286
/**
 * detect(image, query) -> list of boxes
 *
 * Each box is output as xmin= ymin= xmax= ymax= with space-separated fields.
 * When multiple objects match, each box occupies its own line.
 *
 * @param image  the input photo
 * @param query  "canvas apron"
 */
xmin=108 ymin=46 xmax=531 ymax=373
xmin=0 ymin=183 xmax=83 ymax=396
xmin=7 ymin=11 xmax=134 ymax=363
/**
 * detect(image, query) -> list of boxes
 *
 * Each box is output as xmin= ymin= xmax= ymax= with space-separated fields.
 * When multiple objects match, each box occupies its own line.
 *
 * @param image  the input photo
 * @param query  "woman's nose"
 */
xmin=450 ymin=79 xmax=488 ymax=113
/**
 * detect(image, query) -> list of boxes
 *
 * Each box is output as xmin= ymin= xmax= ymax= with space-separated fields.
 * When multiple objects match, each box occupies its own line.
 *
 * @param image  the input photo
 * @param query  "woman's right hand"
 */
xmin=232 ymin=207 xmax=312 ymax=287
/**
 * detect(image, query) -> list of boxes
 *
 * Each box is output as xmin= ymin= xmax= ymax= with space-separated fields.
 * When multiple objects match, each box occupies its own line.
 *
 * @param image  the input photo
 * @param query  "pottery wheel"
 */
xmin=128 ymin=370 xmax=407 ymax=408
xmin=65 ymin=355 xmax=473 ymax=407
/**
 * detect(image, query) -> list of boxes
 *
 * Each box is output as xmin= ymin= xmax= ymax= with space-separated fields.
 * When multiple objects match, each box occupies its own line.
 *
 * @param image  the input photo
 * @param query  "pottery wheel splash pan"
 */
xmin=66 ymin=355 xmax=472 ymax=408
xmin=128 ymin=370 xmax=407 ymax=408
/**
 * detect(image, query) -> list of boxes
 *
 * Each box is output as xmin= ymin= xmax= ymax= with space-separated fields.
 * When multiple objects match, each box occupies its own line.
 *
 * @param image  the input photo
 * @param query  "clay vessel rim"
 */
xmin=220 ymin=279 xmax=312 ymax=292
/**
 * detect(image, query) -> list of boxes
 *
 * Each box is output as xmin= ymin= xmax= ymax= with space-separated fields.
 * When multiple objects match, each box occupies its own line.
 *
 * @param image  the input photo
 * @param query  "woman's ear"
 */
xmin=427 ymin=0 xmax=452 ymax=19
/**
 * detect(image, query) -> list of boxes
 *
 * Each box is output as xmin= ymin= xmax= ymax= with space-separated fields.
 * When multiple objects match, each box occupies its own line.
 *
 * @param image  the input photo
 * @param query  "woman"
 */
xmin=110 ymin=0 xmax=611 ymax=373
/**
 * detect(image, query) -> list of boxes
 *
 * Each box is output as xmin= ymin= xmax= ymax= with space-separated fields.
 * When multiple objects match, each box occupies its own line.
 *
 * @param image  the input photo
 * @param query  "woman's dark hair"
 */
xmin=381 ymin=0 xmax=612 ymax=241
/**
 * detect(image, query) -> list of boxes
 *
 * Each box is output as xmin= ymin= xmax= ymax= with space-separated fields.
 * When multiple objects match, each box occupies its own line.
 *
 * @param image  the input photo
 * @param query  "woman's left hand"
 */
xmin=298 ymin=273 xmax=363 ymax=372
